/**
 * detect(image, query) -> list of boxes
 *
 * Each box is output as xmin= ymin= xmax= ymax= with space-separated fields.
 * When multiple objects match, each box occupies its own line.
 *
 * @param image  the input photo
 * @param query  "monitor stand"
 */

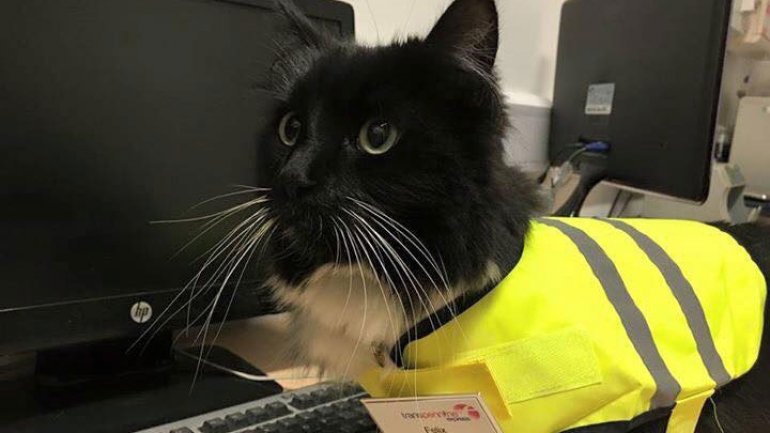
xmin=0 ymin=332 xmax=282 ymax=433
xmin=640 ymin=163 xmax=763 ymax=223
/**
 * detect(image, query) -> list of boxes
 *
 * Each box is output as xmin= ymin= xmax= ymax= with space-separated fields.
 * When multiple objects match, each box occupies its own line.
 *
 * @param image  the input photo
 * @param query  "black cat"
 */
xmin=250 ymin=0 xmax=770 ymax=431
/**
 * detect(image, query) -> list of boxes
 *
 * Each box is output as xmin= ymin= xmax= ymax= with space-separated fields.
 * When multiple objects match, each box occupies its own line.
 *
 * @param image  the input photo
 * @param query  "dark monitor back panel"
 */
xmin=550 ymin=0 xmax=731 ymax=201
xmin=0 ymin=0 xmax=352 ymax=352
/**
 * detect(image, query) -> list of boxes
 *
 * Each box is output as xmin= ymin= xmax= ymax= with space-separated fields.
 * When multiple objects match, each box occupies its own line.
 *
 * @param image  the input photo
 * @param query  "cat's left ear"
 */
xmin=425 ymin=0 xmax=499 ymax=72
xmin=275 ymin=0 xmax=334 ymax=49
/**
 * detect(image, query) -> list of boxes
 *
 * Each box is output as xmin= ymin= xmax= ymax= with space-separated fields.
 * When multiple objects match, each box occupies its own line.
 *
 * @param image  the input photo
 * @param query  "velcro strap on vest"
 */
xmin=453 ymin=328 xmax=603 ymax=405
xmin=665 ymin=390 xmax=714 ymax=433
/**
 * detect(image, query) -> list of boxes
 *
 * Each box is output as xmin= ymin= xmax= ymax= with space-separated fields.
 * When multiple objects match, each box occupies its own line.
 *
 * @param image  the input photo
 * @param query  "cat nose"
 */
xmin=276 ymin=160 xmax=318 ymax=200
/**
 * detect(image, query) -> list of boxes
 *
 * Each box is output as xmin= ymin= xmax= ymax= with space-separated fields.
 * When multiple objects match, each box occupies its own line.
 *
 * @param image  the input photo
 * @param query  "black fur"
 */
xmin=259 ymin=0 xmax=769 ymax=431
xmin=260 ymin=0 xmax=540 ymax=313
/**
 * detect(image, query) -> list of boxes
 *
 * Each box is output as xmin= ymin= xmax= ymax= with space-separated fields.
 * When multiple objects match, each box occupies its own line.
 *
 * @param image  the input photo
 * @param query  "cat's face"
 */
xmin=259 ymin=0 xmax=537 ymax=302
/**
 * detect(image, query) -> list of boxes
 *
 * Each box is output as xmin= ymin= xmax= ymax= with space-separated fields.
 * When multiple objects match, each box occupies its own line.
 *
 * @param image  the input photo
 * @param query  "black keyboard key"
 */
xmin=295 ymin=413 xmax=322 ymax=432
xmin=260 ymin=423 xmax=281 ymax=433
xmin=309 ymin=389 xmax=327 ymax=399
xmin=200 ymin=418 xmax=230 ymax=433
xmin=295 ymin=412 xmax=316 ymax=423
xmin=342 ymin=399 xmax=360 ymax=409
xmin=297 ymin=423 xmax=318 ymax=433
xmin=314 ymin=406 xmax=335 ymax=417
xmin=340 ymin=383 xmax=363 ymax=396
xmin=310 ymin=389 xmax=337 ymax=404
xmin=170 ymin=428 xmax=194 ymax=433
xmin=277 ymin=417 xmax=300 ymax=429
xmin=338 ymin=411 xmax=359 ymax=422
xmin=265 ymin=402 xmax=291 ymax=417
xmin=351 ymin=406 xmax=369 ymax=417
xmin=341 ymin=424 xmax=369 ymax=433
xmin=225 ymin=412 xmax=251 ymax=429
xmin=317 ymin=417 xmax=339 ymax=429
xmin=348 ymin=398 xmax=365 ymax=407
xmin=246 ymin=407 xmax=270 ymax=423
xmin=289 ymin=394 xmax=316 ymax=409
xmin=357 ymin=418 xmax=376 ymax=428
xmin=330 ymin=401 xmax=349 ymax=412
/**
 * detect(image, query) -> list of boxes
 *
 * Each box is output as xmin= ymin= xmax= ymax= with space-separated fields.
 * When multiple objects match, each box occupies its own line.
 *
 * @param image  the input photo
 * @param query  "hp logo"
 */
xmin=130 ymin=301 xmax=153 ymax=324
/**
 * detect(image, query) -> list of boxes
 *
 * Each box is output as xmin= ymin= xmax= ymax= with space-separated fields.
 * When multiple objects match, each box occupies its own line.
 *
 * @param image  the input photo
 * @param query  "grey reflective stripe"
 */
xmin=602 ymin=219 xmax=732 ymax=387
xmin=538 ymin=218 xmax=681 ymax=409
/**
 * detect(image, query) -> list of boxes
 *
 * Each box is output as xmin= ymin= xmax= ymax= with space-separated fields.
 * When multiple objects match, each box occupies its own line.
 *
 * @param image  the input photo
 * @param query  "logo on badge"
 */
xmin=453 ymin=404 xmax=481 ymax=420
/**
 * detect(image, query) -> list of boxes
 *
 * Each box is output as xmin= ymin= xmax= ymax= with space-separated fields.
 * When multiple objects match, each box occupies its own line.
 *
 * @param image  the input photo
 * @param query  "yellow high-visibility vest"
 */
xmin=359 ymin=218 xmax=766 ymax=433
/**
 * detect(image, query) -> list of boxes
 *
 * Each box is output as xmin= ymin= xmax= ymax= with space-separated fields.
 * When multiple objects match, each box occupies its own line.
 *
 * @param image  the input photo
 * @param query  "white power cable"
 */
xmin=174 ymin=347 xmax=322 ymax=383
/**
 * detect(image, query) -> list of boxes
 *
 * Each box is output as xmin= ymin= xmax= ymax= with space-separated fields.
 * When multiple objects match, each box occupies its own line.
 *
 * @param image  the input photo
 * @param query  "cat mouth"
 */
xmin=273 ymin=205 xmax=339 ymax=249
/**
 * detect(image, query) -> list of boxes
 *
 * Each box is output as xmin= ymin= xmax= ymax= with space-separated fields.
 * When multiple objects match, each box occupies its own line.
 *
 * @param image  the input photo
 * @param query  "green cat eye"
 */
xmin=358 ymin=119 xmax=399 ymax=155
xmin=278 ymin=111 xmax=301 ymax=147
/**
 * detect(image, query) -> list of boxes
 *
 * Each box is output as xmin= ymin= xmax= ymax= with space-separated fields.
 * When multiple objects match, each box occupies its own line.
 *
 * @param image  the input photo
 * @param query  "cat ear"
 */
xmin=426 ymin=0 xmax=499 ymax=72
xmin=274 ymin=0 xmax=334 ymax=49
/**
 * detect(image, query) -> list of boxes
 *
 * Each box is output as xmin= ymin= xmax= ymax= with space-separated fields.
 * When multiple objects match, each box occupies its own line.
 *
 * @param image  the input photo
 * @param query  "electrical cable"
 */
xmin=174 ymin=346 xmax=322 ymax=383
xmin=537 ymin=142 xmax=586 ymax=184
xmin=709 ymin=397 xmax=726 ymax=433
xmin=608 ymin=191 xmax=623 ymax=217
xmin=550 ymin=141 xmax=611 ymax=217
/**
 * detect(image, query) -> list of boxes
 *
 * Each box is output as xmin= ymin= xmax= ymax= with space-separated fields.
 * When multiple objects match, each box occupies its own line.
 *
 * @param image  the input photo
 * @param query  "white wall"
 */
xmin=341 ymin=1 xmax=770 ymax=218
xmin=343 ymin=0 xmax=566 ymax=103
xmin=343 ymin=0 xmax=634 ymax=215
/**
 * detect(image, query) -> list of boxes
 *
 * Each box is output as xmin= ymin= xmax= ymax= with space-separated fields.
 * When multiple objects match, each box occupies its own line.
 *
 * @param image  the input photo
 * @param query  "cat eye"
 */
xmin=278 ymin=111 xmax=301 ymax=147
xmin=358 ymin=119 xmax=399 ymax=155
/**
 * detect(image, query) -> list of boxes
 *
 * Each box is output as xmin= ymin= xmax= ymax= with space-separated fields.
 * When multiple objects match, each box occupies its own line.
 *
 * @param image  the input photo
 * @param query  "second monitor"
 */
xmin=550 ymin=0 xmax=732 ymax=202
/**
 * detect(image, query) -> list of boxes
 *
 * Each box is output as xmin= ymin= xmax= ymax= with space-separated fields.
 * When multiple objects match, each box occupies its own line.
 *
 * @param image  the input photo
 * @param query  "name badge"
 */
xmin=362 ymin=394 xmax=503 ymax=433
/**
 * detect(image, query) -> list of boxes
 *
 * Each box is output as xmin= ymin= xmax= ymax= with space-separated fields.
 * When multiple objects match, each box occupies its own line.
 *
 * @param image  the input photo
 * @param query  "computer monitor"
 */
xmin=549 ymin=0 xmax=732 ymax=202
xmin=0 ymin=0 xmax=353 ymax=355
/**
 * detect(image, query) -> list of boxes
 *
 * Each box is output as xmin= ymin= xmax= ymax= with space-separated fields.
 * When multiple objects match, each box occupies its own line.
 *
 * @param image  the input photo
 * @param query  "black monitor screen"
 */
xmin=550 ymin=0 xmax=731 ymax=201
xmin=0 ymin=0 xmax=352 ymax=351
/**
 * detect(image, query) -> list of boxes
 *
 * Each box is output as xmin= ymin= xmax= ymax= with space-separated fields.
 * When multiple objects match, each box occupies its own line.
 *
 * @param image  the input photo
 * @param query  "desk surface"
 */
xmin=179 ymin=314 xmax=322 ymax=390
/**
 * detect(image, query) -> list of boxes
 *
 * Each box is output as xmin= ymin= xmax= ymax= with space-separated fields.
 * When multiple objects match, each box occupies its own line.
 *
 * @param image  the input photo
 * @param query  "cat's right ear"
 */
xmin=426 ymin=0 xmax=499 ymax=72
xmin=274 ymin=0 xmax=334 ymax=49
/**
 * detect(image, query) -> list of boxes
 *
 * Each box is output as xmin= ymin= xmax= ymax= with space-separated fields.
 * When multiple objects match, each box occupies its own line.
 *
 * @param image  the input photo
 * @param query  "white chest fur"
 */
xmin=267 ymin=260 xmax=501 ymax=379
xmin=268 ymin=264 xmax=406 ymax=379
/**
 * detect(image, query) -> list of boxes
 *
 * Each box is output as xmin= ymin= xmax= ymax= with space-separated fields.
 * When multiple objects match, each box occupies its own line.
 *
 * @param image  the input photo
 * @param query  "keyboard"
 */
xmin=134 ymin=383 xmax=378 ymax=433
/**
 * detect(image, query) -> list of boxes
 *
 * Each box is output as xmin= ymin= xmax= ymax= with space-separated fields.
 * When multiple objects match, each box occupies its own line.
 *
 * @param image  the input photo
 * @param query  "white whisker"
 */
xmin=150 ymin=196 xmax=269 ymax=225
xmin=200 ymin=219 xmax=276 ymax=365
xmin=130 ymin=186 xmax=273 ymax=354
xmin=349 ymin=197 xmax=450 ymax=290
xmin=187 ymin=188 xmax=271 ymax=212
xmin=337 ymin=218 xmax=369 ymax=381
xmin=348 ymin=198 xmax=470 ymax=349
xmin=349 ymin=219 xmax=401 ymax=348
xmin=192 ymin=219 xmax=275 ymax=387
xmin=135 ymin=213 xmax=268 ymax=353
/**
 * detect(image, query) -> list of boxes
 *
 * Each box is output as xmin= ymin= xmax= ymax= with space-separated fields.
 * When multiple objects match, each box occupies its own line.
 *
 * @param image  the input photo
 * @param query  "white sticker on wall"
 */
xmin=585 ymin=83 xmax=616 ymax=115
xmin=363 ymin=394 xmax=503 ymax=433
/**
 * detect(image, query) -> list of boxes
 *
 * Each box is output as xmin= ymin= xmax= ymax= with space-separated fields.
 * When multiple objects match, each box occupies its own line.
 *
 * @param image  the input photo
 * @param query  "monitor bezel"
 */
xmin=0 ymin=0 xmax=354 ymax=356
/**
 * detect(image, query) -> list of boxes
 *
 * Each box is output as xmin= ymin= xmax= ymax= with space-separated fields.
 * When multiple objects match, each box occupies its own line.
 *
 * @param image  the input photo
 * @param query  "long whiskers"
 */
xmin=346 ymin=197 xmax=469 ymax=355
xmin=337 ymin=217 xmax=370 ymax=381
xmin=129 ymin=187 xmax=276 ymax=370
xmin=192 ymin=219 xmax=276 ymax=387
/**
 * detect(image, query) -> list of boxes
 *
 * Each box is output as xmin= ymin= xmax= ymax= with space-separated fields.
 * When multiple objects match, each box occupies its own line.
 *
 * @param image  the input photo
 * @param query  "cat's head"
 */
xmin=259 ymin=0 xmax=540 ymax=310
